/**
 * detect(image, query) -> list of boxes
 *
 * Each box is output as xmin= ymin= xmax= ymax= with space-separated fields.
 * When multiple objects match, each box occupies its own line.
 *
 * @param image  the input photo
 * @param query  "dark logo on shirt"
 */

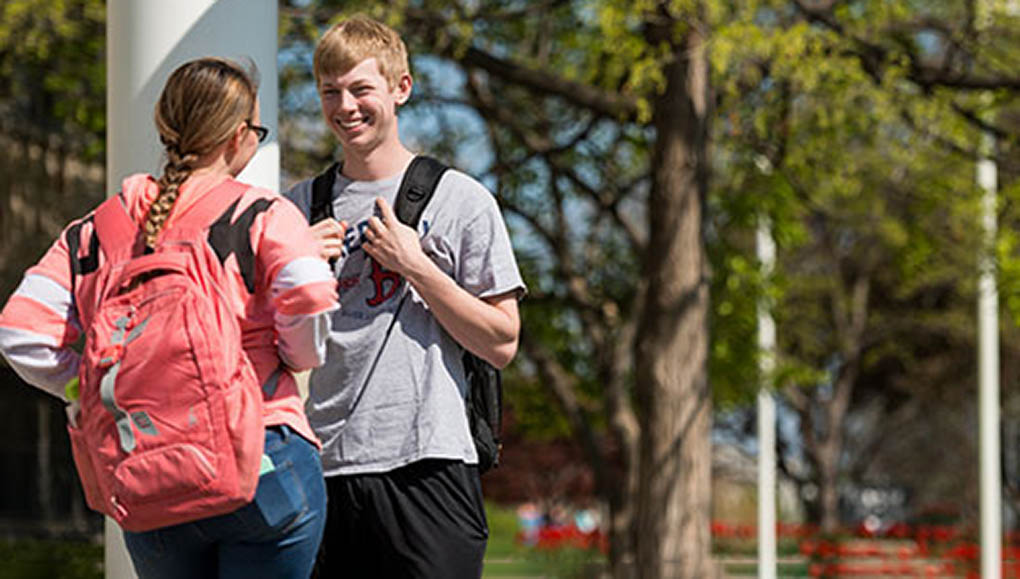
xmin=366 ymin=259 xmax=402 ymax=307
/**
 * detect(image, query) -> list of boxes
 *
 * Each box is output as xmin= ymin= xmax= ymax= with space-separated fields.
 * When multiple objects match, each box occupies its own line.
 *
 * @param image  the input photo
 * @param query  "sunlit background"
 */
xmin=5 ymin=1 xmax=1020 ymax=577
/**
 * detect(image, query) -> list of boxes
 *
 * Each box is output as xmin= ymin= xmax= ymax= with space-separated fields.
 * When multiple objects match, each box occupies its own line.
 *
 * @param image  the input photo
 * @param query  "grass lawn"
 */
xmin=483 ymin=501 xmax=555 ymax=577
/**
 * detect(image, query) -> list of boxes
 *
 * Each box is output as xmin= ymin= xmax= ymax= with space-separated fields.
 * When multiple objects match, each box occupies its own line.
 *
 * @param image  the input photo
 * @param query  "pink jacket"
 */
xmin=0 ymin=173 xmax=338 ymax=447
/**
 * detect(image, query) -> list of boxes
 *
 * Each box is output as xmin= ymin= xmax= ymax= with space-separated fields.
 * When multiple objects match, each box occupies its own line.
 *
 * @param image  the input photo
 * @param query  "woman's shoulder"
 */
xmin=232 ymin=179 xmax=281 ymax=202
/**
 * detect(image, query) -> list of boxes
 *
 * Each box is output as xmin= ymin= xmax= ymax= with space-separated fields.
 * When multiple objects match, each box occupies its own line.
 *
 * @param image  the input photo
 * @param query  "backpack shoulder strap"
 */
xmin=66 ymin=214 xmax=99 ymax=297
xmin=394 ymin=156 xmax=450 ymax=228
xmin=93 ymin=194 xmax=140 ymax=252
xmin=310 ymin=162 xmax=340 ymax=224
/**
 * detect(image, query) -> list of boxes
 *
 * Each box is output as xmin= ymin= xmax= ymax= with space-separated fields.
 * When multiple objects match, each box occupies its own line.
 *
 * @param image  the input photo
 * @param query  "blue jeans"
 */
xmin=124 ymin=425 xmax=327 ymax=579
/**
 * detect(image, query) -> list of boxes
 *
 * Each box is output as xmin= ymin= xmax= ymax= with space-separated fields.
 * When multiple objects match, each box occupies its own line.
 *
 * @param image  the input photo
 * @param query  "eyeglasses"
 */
xmin=246 ymin=121 xmax=269 ymax=143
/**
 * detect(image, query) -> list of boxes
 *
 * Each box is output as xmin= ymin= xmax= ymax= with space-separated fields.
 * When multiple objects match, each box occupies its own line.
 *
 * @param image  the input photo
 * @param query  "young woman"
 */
xmin=0 ymin=57 xmax=337 ymax=578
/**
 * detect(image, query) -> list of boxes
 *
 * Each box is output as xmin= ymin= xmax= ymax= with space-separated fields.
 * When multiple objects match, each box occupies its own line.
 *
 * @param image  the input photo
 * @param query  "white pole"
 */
xmin=975 ymin=0 xmax=1003 ymax=572
xmin=105 ymin=1 xmax=278 ymax=577
xmin=757 ymin=215 xmax=777 ymax=579
xmin=978 ymin=125 xmax=1001 ymax=579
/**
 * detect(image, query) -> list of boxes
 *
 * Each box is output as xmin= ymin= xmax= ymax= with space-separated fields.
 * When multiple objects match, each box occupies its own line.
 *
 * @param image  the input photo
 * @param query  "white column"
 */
xmin=757 ymin=215 xmax=777 ymax=579
xmin=105 ymin=2 xmax=278 ymax=577
xmin=978 ymin=127 xmax=1001 ymax=579
xmin=107 ymin=0 xmax=279 ymax=192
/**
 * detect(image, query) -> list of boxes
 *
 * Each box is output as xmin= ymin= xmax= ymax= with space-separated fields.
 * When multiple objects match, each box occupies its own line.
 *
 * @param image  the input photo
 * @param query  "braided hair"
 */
xmin=144 ymin=58 xmax=258 ymax=248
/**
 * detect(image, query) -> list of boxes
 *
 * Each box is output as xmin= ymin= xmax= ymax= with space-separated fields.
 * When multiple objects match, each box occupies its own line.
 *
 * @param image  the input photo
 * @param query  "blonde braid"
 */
xmin=143 ymin=145 xmax=198 ymax=248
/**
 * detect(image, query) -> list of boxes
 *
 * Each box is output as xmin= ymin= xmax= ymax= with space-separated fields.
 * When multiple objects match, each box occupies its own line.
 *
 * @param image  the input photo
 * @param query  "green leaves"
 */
xmin=0 ymin=0 xmax=105 ymax=158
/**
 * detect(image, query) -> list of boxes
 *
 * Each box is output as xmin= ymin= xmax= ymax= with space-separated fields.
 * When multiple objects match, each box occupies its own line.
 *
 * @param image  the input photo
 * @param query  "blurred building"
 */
xmin=712 ymin=441 xmax=804 ymax=524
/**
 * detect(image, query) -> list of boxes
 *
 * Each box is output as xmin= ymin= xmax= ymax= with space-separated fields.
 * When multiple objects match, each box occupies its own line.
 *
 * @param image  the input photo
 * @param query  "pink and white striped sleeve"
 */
xmin=0 ymin=232 xmax=82 ymax=400
xmin=255 ymin=196 xmax=339 ymax=371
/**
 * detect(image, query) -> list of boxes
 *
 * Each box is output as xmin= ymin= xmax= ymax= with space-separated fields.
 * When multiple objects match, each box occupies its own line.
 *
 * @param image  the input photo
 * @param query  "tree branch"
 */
xmin=465 ymin=70 xmax=645 ymax=253
xmin=405 ymin=4 xmax=641 ymax=121
xmin=458 ymin=46 xmax=641 ymax=121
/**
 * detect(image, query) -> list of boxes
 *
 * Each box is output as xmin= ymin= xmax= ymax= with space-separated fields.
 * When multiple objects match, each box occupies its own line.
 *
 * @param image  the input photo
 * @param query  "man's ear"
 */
xmin=394 ymin=73 xmax=413 ymax=106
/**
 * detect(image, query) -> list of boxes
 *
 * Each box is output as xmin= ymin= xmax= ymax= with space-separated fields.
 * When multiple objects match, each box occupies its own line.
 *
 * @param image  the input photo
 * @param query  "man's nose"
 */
xmin=339 ymin=90 xmax=357 ymax=111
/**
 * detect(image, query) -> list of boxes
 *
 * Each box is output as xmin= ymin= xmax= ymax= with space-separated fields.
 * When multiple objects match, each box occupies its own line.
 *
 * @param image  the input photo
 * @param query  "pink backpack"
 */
xmin=68 ymin=180 xmax=265 ymax=532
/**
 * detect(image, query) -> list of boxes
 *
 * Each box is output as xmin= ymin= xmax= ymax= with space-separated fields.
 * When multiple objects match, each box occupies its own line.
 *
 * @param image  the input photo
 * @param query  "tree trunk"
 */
xmin=816 ymin=438 xmax=841 ymax=534
xmin=608 ymin=373 xmax=640 ymax=577
xmin=799 ymin=272 xmax=869 ymax=534
xmin=633 ymin=19 xmax=713 ymax=579
xmin=607 ymin=317 xmax=640 ymax=577
xmin=816 ymin=363 xmax=858 ymax=534
xmin=609 ymin=487 xmax=638 ymax=578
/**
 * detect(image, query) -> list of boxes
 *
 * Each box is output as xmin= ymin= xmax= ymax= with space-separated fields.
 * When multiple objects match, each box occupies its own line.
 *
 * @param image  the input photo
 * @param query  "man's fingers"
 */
xmin=367 ymin=215 xmax=384 ymax=232
xmin=375 ymin=197 xmax=397 ymax=224
xmin=361 ymin=240 xmax=380 ymax=262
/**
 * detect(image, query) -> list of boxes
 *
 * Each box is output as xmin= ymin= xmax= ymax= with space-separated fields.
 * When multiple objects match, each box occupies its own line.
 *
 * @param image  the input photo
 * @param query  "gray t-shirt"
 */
xmin=286 ymin=163 xmax=526 ymax=475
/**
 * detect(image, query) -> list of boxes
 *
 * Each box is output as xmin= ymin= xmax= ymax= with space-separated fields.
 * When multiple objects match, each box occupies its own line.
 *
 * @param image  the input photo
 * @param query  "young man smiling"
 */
xmin=285 ymin=14 xmax=526 ymax=579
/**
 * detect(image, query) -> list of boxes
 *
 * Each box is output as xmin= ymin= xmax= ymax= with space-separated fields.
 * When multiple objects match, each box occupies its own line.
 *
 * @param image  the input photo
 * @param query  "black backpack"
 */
xmin=309 ymin=156 xmax=504 ymax=473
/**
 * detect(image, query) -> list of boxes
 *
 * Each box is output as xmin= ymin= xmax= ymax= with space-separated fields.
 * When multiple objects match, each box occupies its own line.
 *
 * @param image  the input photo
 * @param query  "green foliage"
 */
xmin=0 ymin=0 xmax=105 ymax=158
xmin=0 ymin=0 xmax=107 ymax=302
xmin=708 ymin=1 xmax=998 ymax=406
xmin=999 ymin=178 xmax=1020 ymax=326
xmin=0 ymin=539 xmax=102 ymax=579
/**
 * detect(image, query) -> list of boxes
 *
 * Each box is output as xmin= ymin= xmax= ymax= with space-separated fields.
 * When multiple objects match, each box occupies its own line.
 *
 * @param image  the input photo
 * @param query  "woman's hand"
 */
xmin=309 ymin=218 xmax=348 ymax=262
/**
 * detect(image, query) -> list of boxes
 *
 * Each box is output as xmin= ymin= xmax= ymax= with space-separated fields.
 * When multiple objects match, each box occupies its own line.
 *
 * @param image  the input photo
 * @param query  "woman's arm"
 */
xmin=0 ymin=232 xmax=83 ymax=400
xmin=257 ymin=198 xmax=339 ymax=370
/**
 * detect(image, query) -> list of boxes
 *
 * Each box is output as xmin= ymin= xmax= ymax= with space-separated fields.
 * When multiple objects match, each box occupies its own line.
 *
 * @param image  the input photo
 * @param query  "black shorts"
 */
xmin=313 ymin=459 xmax=488 ymax=579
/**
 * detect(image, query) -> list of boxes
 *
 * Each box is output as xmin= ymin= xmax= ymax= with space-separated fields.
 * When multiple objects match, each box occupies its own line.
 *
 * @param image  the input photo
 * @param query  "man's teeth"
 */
xmin=340 ymin=118 xmax=366 ymax=129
